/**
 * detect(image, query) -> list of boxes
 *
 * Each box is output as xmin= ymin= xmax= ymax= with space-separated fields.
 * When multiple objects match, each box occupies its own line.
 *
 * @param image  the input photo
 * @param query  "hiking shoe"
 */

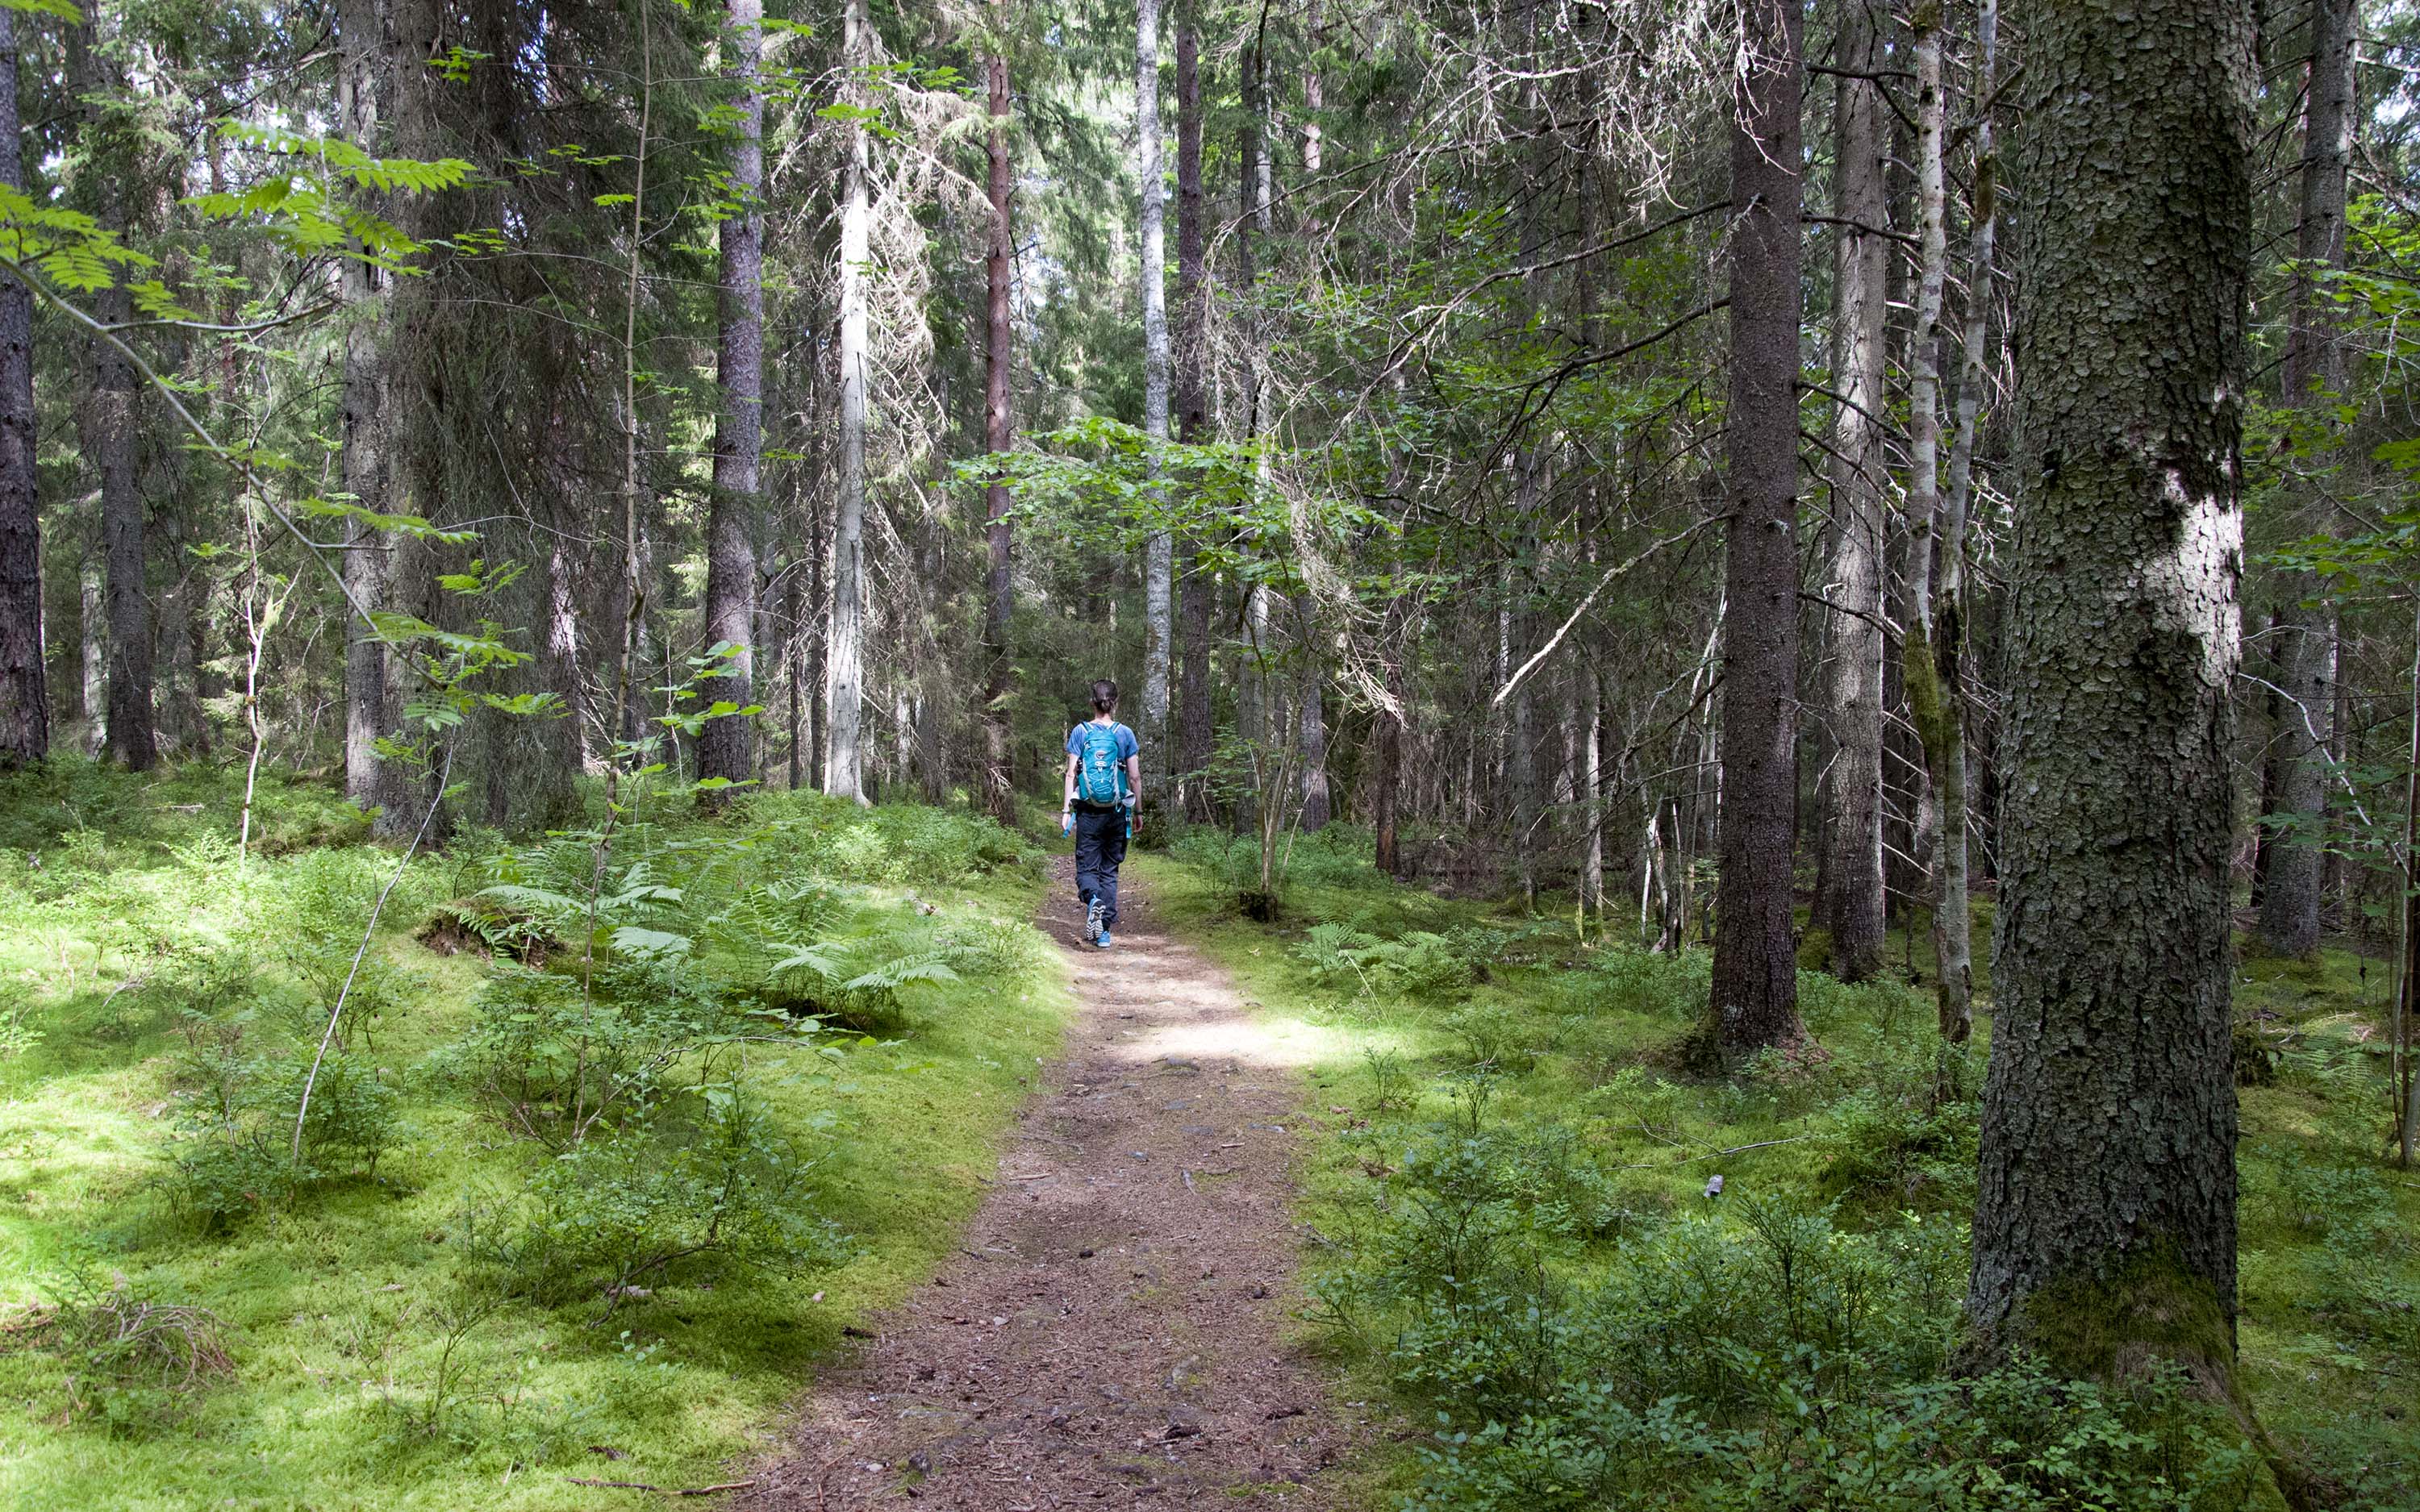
xmin=1084 ymin=898 xmax=1104 ymax=939
xmin=1095 ymin=930 xmax=1113 ymax=949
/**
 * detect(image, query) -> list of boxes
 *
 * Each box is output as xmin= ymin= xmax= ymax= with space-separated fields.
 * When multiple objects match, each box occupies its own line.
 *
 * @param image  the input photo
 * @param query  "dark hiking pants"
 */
xmin=1073 ymin=805 xmax=1128 ymax=927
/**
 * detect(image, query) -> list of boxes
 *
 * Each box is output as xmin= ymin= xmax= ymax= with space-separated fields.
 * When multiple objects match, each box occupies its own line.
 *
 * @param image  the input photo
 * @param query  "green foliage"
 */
xmin=165 ymin=1003 xmax=400 ymax=1230
xmin=461 ymin=1078 xmax=843 ymax=1307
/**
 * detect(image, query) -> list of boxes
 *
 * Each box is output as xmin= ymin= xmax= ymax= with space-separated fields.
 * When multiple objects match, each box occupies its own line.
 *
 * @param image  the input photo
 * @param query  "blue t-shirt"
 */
xmin=1066 ymin=721 xmax=1139 ymax=806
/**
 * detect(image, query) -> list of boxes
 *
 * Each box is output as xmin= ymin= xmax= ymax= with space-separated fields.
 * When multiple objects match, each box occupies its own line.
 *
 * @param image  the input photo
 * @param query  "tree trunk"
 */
xmin=698 ymin=0 xmax=765 ymax=806
xmin=73 ymin=25 xmax=153 ymax=773
xmin=336 ymin=0 xmax=390 ymax=813
xmin=78 ymin=560 xmax=102 ymax=748
xmin=1968 ymin=0 xmax=2255 ymax=1393
xmin=2258 ymin=0 xmax=2355 ymax=960
xmin=0 ymin=6 xmax=44 ymax=768
xmin=824 ymin=0 xmax=871 ymax=805
xmin=1817 ymin=0 xmax=1888 ymax=982
xmin=1293 ymin=4 xmax=1328 ymax=834
xmin=1706 ymin=0 xmax=1805 ymax=1064
xmin=1175 ymin=0 xmax=1214 ymax=822
xmin=977 ymin=36 xmax=1016 ymax=821
xmin=1933 ymin=0 xmax=1999 ymax=1042
xmin=1901 ymin=4 xmax=1964 ymax=1038
xmin=1137 ymin=0 xmax=1173 ymax=827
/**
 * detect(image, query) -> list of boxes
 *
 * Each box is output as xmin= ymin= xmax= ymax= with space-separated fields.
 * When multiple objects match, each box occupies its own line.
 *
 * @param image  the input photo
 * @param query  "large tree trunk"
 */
xmin=1817 ymin=0 xmax=1888 ymax=982
xmin=0 ymin=7 xmax=44 ymax=768
xmin=2258 ymin=0 xmax=2355 ymax=959
xmin=978 ymin=39 xmax=1016 ymax=822
xmin=1968 ymin=0 xmax=2255 ymax=1396
xmin=1705 ymin=0 xmax=1805 ymax=1064
xmin=1137 ymin=0 xmax=1173 ymax=827
xmin=824 ymin=0 xmax=871 ymax=805
xmin=697 ymin=0 xmax=765 ymax=806
xmin=1173 ymin=0 xmax=1212 ymax=822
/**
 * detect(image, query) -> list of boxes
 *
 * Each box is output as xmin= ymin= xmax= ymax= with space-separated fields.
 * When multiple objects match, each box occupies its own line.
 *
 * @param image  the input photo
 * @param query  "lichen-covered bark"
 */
xmin=1706 ymin=0 xmax=1805 ymax=1063
xmin=1817 ymin=0 xmax=1889 ymax=984
xmin=1970 ymin=0 xmax=2254 ymax=1363
xmin=697 ymin=0 xmax=765 ymax=806
xmin=0 ymin=8 xmax=44 ymax=768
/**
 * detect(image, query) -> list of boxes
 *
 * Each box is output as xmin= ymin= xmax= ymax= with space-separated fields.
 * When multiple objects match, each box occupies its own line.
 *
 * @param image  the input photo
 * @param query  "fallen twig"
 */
xmin=1611 ymin=1135 xmax=1809 ymax=1170
xmin=565 ymin=1477 xmax=757 ymax=1496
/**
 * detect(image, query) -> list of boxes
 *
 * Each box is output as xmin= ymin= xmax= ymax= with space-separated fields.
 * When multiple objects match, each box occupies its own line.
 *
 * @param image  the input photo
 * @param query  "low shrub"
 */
xmin=461 ymin=1079 xmax=843 ymax=1308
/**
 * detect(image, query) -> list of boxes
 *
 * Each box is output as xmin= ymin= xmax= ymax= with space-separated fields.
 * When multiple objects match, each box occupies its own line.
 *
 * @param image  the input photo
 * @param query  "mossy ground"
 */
xmin=1141 ymin=827 xmax=2420 ymax=1509
xmin=0 ymin=760 xmax=1071 ymax=1510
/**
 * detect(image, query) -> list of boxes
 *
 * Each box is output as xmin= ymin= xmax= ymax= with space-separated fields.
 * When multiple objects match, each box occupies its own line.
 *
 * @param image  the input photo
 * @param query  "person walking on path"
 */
xmin=1062 ymin=678 xmax=1141 ymax=948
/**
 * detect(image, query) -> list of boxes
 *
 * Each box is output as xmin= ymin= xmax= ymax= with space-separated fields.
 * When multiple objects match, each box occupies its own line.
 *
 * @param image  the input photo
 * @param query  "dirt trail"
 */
xmin=744 ymin=860 xmax=1354 ymax=1509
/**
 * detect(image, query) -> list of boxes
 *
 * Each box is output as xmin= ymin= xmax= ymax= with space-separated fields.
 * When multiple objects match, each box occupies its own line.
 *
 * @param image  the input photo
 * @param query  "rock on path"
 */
xmin=742 ymin=860 xmax=1352 ymax=1509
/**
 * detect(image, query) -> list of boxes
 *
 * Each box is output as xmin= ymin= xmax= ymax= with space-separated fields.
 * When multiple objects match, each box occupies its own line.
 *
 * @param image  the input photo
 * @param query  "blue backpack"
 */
xmin=1075 ymin=723 xmax=1128 ymax=807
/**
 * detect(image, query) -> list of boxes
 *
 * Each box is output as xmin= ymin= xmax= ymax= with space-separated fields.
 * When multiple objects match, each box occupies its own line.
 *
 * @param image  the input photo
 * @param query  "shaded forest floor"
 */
xmin=0 ymin=762 xmax=1073 ymax=1510
xmin=1150 ymin=830 xmax=2418 ymax=1509
xmin=0 ymin=765 xmax=2410 ymax=1510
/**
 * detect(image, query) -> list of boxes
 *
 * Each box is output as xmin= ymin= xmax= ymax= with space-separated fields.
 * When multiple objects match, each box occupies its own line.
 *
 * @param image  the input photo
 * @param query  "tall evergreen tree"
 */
xmin=1706 ymin=0 xmax=1806 ymax=1064
xmin=1970 ymin=0 xmax=2256 ymax=1397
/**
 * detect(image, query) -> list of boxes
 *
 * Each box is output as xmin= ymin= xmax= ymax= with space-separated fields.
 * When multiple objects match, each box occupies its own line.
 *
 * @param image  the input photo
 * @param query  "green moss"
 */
xmin=2010 ymin=1247 xmax=2238 ymax=1384
xmin=0 ymin=769 xmax=1072 ymax=1511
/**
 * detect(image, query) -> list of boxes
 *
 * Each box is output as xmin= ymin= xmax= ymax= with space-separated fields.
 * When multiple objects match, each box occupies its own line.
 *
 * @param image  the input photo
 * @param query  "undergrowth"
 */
xmin=0 ymin=759 xmax=1068 ymax=1510
xmin=1141 ymin=833 xmax=2420 ymax=1512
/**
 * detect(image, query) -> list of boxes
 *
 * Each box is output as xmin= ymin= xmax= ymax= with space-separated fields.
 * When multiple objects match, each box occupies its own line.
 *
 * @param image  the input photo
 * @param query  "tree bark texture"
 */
xmin=1137 ymin=0 xmax=1174 ymax=820
xmin=1969 ymin=0 xmax=2255 ymax=1374
xmin=2258 ymin=0 xmax=2355 ymax=960
xmin=824 ymin=0 xmax=871 ymax=805
xmin=978 ymin=43 xmax=1016 ymax=823
xmin=1706 ymin=0 xmax=1805 ymax=1063
xmin=0 ymin=7 xmax=45 ymax=767
xmin=698 ymin=0 xmax=765 ymax=806
xmin=1817 ymin=0 xmax=1888 ymax=982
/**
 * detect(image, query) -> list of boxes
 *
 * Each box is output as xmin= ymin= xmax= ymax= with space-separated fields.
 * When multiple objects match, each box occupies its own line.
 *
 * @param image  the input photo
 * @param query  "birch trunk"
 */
xmin=824 ymin=0 xmax=872 ymax=805
xmin=1817 ymin=0 xmax=1888 ymax=981
xmin=1933 ymin=0 xmax=1999 ymax=1041
xmin=1901 ymin=6 xmax=1961 ymax=1035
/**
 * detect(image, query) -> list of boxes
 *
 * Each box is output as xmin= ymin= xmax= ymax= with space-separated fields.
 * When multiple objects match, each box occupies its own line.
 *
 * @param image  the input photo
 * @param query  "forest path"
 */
xmin=743 ymin=858 xmax=1354 ymax=1510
